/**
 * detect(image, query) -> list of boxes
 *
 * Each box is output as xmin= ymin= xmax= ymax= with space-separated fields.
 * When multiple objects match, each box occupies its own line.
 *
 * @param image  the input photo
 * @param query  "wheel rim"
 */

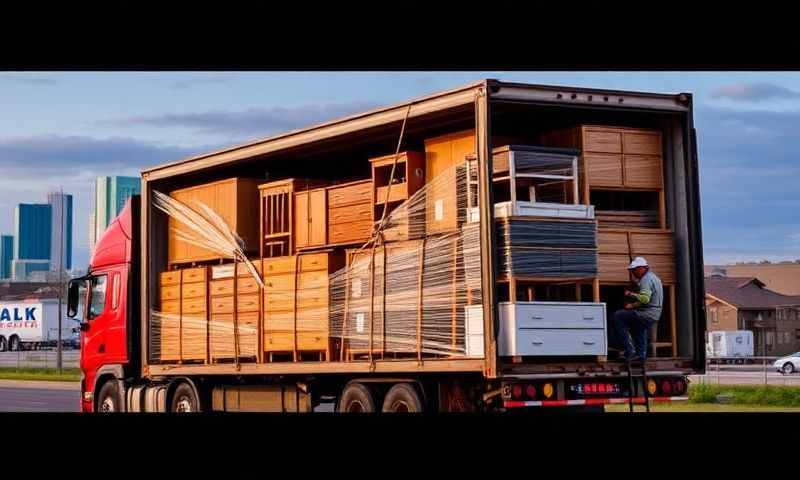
xmin=100 ymin=396 xmax=115 ymax=412
xmin=784 ymin=363 xmax=794 ymax=374
xmin=175 ymin=396 xmax=193 ymax=412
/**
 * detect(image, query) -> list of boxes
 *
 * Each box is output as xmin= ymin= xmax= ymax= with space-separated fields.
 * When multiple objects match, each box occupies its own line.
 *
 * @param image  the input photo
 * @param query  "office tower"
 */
xmin=48 ymin=191 xmax=73 ymax=271
xmin=0 ymin=235 xmax=12 ymax=279
xmin=14 ymin=203 xmax=52 ymax=261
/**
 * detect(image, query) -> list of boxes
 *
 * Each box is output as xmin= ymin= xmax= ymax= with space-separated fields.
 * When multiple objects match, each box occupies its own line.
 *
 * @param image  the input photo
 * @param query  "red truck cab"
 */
xmin=69 ymin=197 xmax=140 ymax=412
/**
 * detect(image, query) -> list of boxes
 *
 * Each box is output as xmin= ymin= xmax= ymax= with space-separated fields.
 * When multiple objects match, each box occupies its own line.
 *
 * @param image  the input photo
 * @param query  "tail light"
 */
xmin=672 ymin=378 xmax=687 ymax=395
xmin=542 ymin=383 xmax=554 ymax=399
xmin=646 ymin=379 xmax=657 ymax=396
xmin=660 ymin=379 xmax=672 ymax=395
xmin=512 ymin=385 xmax=523 ymax=399
xmin=525 ymin=385 xmax=537 ymax=399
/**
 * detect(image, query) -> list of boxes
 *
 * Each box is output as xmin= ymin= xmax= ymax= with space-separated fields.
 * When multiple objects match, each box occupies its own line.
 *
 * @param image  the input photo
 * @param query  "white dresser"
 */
xmin=497 ymin=302 xmax=607 ymax=356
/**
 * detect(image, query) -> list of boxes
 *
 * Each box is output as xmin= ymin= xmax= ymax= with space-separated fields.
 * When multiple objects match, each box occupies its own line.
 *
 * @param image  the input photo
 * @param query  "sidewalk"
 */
xmin=0 ymin=379 xmax=80 ymax=390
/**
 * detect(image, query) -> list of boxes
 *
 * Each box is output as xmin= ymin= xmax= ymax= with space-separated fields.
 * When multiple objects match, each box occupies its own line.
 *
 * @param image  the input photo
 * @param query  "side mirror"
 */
xmin=67 ymin=279 xmax=82 ymax=318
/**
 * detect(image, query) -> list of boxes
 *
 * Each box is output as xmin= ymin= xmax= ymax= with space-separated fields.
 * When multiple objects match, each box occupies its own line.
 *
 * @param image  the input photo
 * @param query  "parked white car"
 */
xmin=774 ymin=352 xmax=800 ymax=374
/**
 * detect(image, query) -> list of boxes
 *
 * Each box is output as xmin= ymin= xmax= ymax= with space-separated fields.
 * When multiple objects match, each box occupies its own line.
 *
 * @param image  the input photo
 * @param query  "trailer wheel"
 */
xmin=337 ymin=382 xmax=376 ymax=413
xmin=96 ymin=381 xmax=122 ymax=413
xmin=170 ymin=383 xmax=200 ymax=413
xmin=0 ymin=336 xmax=6 ymax=352
xmin=8 ymin=336 xmax=20 ymax=352
xmin=381 ymin=383 xmax=423 ymax=413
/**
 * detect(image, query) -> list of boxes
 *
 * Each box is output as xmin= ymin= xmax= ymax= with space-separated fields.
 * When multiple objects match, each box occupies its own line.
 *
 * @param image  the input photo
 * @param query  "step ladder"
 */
xmin=625 ymin=357 xmax=650 ymax=413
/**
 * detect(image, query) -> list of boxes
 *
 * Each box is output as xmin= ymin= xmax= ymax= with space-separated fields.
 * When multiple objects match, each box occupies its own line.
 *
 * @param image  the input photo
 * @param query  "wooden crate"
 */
xmin=168 ymin=178 xmax=261 ymax=265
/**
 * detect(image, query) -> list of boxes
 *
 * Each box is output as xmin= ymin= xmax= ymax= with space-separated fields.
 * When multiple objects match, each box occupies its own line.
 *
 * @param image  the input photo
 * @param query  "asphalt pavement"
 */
xmin=0 ymin=380 xmax=79 ymax=412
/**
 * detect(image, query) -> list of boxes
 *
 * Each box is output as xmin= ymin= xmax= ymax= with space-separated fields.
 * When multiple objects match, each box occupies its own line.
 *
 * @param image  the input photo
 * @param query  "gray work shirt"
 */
xmin=636 ymin=270 xmax=663 ymax=322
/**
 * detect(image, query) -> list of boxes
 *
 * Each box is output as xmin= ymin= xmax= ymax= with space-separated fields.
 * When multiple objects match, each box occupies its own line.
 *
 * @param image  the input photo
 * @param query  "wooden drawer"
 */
xmin=182 ymin=296 xmax=207 ymax=315
xmin=182 ymin=267 xmax=207 ymax=284
xmin=623 ymin=130 xmax=662 ymax=156
xmin=264 ymin=292 xmax=295 ymax=313
xmin=237 ymin=294 xmax=260 ymax=313
xmin=298 ymin=270 xmax=329 ymax=291
xmin=211 ymin=264 xmax=235 ymax=280
xmin=328 ymin=203 xmax=371 ymax=225
xmin=160 ymin=270 xmax=181 ymax=286
xmin=585 ymin=153 xmax=623 ymax=187
xmin=263 ymin=272 xmax=295 ymax=293
xmin=297 ymin=306 xmax=328 ymax=327
xmin=181 ymin=281 xmax=206 ymax=299
xmin=160 ymin=299 xmax=180 ymax=314
xmin=328 ymin=219 xmax=373 ymax=245
xmin=264 ymin=310 xmax=295 ymax=330
xmin=298 ymin=331 xmax=328 ymax=351
xmin=328 ymin=180 xmax=372 ymax=208
xmin=597 ymin=231 xmax=630 ymax=254
xmin=598 ymin=254 xmax=632 ymax=283
xmin=499 ymin=327 xmax=606 ymax=356
xmin=299 ymin=253 xmax=328 ymax=272
xmin=264 ymin=331 xmax=295 ymax=351
xmin=297 ymin=287 xmax=328 ymax=310
xmin=209 ymin=279 xmax=234 ymax=297
xmin=238 ymin=261 xmax=262 ymax=276
xmin=623 ymin=154 xmax=663 ymax=189
xmin=263 ymin=256 xmax=296 ymax=275
xmin=583 ymin=128 xmax=622 ymax=154
xmin=498 ymin=302 xmax=606 ymax=330
xmin=210 ymin=295 xmax=234 ymax=315
xmin=375 ymin=184 xmax=408 ymax=204
xmin=237 ymin=275 xmax=262 ymax=294
xmin=629 ymin=231 xmax=674 ymax=256
xmin=161 ymin=284 xmax=181 ymax=302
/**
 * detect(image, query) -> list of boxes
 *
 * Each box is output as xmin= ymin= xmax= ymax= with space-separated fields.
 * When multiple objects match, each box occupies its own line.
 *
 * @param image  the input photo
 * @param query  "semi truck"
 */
xmin=0 ymin=300 xmax=77 ymax=351
xmin=68 ymin=79 xmax=706 ymax=413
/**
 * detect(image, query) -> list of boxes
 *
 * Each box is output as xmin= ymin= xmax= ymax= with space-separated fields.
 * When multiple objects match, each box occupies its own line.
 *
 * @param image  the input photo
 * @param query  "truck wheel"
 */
xmin=8 ymin=336 xmax=20 ymax=352
xmin=171 ymin=383 xmax=200 ymax=412
xmin=0 ymin=336 xmax=6 ymax=352
xmin=97 ymin=381 xmax=123 ymax=413
xmin=337 ymin=382 xmax=376 ymax=413
xmin=381 ymin=383 xmax=423 ymax=413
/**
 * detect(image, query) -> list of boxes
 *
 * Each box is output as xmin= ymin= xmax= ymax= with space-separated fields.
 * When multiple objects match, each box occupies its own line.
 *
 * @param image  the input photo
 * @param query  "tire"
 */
xmin=782 ymin=362 xmax=795 ymax=375
xmin=170 ymin=383 xmax=200 ymax=413
xmin=8 ymin=336 xmax=20 ymax=352
xmin=381 ymin=383 xmax=424 ymax=413
xmin=96 ymin=380 xmax=123 ymax=413
xmin=0 ymin=336 xmax=6 ymax=352
xmin=337 ymin=382 xmax=376 ymax=413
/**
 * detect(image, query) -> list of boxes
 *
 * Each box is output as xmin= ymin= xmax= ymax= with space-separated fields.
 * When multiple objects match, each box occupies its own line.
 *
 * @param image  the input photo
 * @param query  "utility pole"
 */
xmin=56 ymin=187 xmax=64 ymax=374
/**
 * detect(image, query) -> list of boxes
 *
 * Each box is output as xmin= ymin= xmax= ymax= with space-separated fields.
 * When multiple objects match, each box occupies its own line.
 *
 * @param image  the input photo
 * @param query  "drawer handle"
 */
xmin=530 ymin=316 xmax=544 ymax=320
xmin=582 ymin=316 xmax=595 ymax=321
xmin=532 ymin=341 xmax=544 ymax=346
xmin=582 ymin=341 xmax=596 ymax=346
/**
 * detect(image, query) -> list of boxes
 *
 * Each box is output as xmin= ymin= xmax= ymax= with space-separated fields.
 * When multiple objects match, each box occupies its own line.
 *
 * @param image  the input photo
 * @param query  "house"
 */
xmin=705 ymin=273 xmax=800 ymax=356
xmin=705 ymin=263 xmax=800 ymax=296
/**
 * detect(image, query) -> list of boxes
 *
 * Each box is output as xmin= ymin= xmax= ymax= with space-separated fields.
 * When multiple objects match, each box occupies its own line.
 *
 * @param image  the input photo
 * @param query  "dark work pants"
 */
xmin=613 ymin=309 xmax=656 ymax=359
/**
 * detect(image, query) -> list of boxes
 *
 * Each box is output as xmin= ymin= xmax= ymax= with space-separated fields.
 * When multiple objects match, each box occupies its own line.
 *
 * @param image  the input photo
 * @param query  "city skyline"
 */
xmin=0 ymin=72 xmax=799 ymax=268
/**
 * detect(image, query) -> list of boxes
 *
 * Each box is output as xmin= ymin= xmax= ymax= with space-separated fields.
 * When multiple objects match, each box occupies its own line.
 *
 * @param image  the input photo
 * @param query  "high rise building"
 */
xmin=12 ymin=259 xmax=50 ymax=281
xmin=48 ymin=192 xmax=73 ymax=271
xmin=14 ymin=203 xmax=52 ymax=261
xmin=88 ymin=212 xmax=96 ymax=254
xmin=92 ymin=176 xmax=140 ymax=252
xmin=0 ymin=235 xmax=12 ymax=280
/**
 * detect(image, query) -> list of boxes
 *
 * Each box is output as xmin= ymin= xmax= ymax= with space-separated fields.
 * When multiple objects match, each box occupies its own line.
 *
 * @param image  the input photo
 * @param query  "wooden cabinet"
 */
xmin=156 ymin=266 xmax=208 ymax=363
xmin=326 ymin=179 xmax=373 ymax=246
xmin=294 ymin=188 xmax=327 ymax=249
xmin=424 ymin=130 xmax=474 ymax=234
xmin=208 ymin=262 xmax=260 ymax=362
xmin=168 ymin=178 xmax=261 ymax=265
xmin=370 ymin=151 xmax=425 ymax=242
xmin=259 ymin=179 xmax=327 ymax=258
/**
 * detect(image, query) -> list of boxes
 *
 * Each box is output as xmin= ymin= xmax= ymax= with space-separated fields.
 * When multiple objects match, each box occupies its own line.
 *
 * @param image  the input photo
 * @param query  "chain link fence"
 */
xmin=0 ymin=349 xmax=80 ymax=370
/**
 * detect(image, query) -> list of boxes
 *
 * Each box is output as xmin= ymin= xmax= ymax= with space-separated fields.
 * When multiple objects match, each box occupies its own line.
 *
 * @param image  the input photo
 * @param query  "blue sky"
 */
xmin=1 ymin=71 xmax=799 ymax=268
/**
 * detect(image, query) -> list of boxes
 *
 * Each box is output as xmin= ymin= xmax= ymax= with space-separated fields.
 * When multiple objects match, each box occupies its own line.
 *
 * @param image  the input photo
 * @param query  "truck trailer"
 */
xmin=68 ymin=79 xmax=706 ymax=413
xmin=0 ymin=300 xmax=76 ymax=351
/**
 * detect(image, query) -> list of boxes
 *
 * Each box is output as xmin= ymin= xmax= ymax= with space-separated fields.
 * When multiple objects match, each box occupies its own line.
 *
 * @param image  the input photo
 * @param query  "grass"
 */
xmin=606 ymin=402 xmax=800 ymax=412
xmin=605 ymin=383 xmax=800 ymax=412
xmin=0 ymin=367 xmax=80 ymax=382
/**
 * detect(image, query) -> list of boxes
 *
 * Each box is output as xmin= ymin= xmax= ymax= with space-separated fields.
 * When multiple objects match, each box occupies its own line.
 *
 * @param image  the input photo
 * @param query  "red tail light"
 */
xmin=525 ymin=385 xmax=537 ymax=399
xmin=661 ymin=380 xmax=672 ymax=395
xmin=512 ymin=385 xmax=523 ymax=399
xmin=672 ymin=378 xmax=687 ymax=395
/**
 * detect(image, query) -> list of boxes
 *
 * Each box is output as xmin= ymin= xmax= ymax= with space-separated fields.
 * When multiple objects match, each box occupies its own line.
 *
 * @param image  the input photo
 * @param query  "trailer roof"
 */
xmin=141 ymin=79 xmax=691 ymax=181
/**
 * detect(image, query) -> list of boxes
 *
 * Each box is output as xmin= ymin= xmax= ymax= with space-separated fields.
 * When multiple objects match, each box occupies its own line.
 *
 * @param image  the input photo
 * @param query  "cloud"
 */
xmin=101 ymin=101 xmax=380 ymax=138
xmin=709 ymin=82 xmax=800 ymax=102
xmin=0 ymin=73 xmax=59 ymax=86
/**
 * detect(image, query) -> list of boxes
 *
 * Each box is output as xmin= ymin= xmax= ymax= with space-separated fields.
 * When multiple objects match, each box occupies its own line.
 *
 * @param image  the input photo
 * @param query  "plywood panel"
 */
xmin=583 ymin=128 xmax=622 ymax=153
xmin=643 ymin=254 xmax=675 ymax=284
xmin=597 ymin=231 xmax=630 ymax=254
xmin=623 ymin=130 xmax=662 ymax=156
xmin=624 ymin=154 xmax=663 ymax=189
xmin=598 ymin=253 xmax=632 ymax=283
xmin=629 ymin=231 xmax=674 ymax=255
xmin=585 ymin=153 xmax=623 ymax=187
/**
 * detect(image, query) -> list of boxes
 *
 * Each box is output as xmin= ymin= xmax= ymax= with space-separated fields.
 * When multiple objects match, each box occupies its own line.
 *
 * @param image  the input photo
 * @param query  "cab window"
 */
xmin=87 ymin=275 xmax=108 ymax=320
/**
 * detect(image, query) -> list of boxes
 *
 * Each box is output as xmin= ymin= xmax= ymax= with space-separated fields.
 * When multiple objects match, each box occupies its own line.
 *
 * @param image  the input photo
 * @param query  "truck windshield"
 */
xmin=88 ymin=275 xmax=108 ymax=320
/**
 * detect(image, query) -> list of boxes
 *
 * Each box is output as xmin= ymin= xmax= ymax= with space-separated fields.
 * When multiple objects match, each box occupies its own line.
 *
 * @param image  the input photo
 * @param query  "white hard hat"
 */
xmin=628 ymin=257 xmax=649 ymax=269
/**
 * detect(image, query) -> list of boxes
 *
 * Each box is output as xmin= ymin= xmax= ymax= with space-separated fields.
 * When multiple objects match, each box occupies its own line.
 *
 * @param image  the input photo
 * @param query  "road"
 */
xmin=0 ymin=380 xmax=79 ymax=412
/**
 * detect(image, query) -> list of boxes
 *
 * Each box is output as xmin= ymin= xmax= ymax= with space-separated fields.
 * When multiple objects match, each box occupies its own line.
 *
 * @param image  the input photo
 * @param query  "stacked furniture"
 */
xmin=370 ymin=152 xmax=425 ymax=242
xmin=209 ymin=262 xmax=260 ymax=362
xmin=156 ymin=267 xmax=208 ymax=363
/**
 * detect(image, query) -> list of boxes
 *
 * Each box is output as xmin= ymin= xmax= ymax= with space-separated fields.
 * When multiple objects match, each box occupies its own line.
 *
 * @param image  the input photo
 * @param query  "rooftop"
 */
xmin=705 ymin=276 xmax=800 ymax=309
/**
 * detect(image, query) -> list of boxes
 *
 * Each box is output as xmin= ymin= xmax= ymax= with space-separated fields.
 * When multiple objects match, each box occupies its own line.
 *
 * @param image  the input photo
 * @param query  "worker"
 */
xmin=612 ymin=256 xmax=663 ymax=362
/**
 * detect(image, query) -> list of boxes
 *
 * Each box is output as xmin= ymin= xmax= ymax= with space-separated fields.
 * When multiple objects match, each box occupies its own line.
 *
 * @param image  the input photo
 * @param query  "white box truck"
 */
xmin=706 ymin=330 xmax=754 ymax=364
xmin=0 ymin=300 xmax=77 ymax=351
